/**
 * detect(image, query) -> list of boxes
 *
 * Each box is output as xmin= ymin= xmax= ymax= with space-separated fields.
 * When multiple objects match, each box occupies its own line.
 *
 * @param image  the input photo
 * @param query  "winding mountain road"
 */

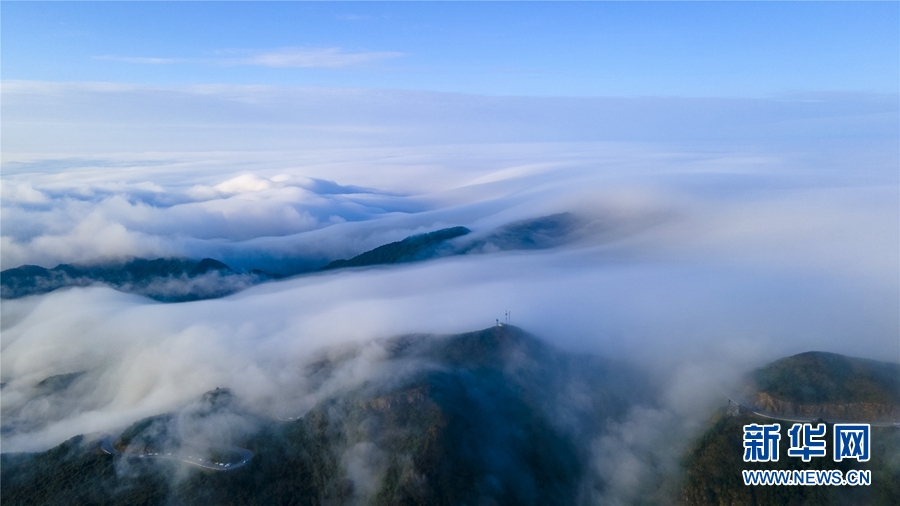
xmin=100 ymin=437 xmax=253 ymax=471
xmin=725 ymin=396 xmax=900 ymax=428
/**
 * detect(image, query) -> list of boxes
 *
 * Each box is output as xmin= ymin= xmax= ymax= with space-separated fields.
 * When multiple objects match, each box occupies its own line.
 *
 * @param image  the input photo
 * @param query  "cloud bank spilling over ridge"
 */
xmin=1 ymin=81 xmax=897 ymax=502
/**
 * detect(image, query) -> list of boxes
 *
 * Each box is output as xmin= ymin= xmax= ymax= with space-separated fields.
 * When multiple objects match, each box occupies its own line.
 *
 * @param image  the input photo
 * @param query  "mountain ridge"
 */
xmin=0 ymin=325 xmax=650 ymax=506
xmin=1 ymin=213 xmax=585 ymax=302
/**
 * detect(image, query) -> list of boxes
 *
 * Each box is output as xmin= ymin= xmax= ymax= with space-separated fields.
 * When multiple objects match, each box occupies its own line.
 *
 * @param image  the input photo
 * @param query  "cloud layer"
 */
xmin=1 ymin=81 xmax=897 ymax=502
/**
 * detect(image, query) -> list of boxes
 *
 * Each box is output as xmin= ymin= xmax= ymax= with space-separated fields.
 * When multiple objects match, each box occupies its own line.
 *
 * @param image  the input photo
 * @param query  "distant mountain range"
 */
xmin=1 ymin=213 xmax=583 ymax=302
xmin=320 ymin=226 xmax=471 ymax=270
xmin=0 ymin=257 xmax=257 ymax=302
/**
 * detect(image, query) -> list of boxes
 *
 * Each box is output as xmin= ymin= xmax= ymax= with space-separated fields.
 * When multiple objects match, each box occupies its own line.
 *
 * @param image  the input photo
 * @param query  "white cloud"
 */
xmin=0 ymin=81 xmax=896 ymax=471
xmin=232 ymin=47 xmax=404 ymax=68
xmin=25 ymin=209 xmax=171 ymax=266
xmin=213 ymin=173 xmax=275 ymax=194
xmin=94 ymin=47 xmax=404 ymax=69
xmin=95 ymin=55 xmax=187 ymax=65
xmin=0 ymin=181 xmax=48 ymax=204
xmin=1 ymin=236 xmax=895 ymax=452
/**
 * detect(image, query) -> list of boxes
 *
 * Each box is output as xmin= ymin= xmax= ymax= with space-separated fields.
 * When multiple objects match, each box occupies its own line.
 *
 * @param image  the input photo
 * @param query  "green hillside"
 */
xmin=459 ymin=212 xmax=582 ymax=253
xmin=682 ymin=352 xmax=900 ymax=506
xmin=0 ymin=257 xmax=247 ymax=302
xmin=681 ymin=413 xmax=900 ymax=506
xmin=0 ymin=325 xmax=648 ymax=506
xmin=750 ymin=351 xmax=900 ymax=406
xmin=0 ymin=215 xmax=581 ymax=303
xmin=321 ymin=226 xmax=471 ymax=270
xmin=738 ymin=351 xmax=900 ymax=422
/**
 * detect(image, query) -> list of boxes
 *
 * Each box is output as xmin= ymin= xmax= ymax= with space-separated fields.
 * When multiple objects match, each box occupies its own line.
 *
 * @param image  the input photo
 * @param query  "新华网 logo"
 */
xmin=742 ymin=423 xmax=870 ymax=463
xmin=742 ymin=423 xmax=872 ymax=487
xmin=743 ymin=423 xmax=781 ymax=462
xmin=833 ymin=424 xmax=870 ymax=462
xmin=787 ymin=423 xmax=827 ymax=462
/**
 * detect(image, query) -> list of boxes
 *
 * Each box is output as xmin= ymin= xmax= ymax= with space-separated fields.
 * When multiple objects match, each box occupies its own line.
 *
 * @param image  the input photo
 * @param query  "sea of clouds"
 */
xmin=1 ymin=82 xmax=897 ymax=502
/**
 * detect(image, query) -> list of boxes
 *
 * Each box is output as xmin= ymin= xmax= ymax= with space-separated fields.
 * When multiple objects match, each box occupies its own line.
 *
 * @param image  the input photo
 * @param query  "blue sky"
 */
xmin=3 ymin=1 xmax=898 ymax=97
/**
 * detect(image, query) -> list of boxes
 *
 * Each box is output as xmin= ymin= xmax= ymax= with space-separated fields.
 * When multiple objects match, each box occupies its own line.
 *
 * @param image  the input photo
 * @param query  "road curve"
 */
xmin=101 ymin=436 xmax=253 ymax=471
xmin=725 ymin=396 xmax=900 ymax=428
